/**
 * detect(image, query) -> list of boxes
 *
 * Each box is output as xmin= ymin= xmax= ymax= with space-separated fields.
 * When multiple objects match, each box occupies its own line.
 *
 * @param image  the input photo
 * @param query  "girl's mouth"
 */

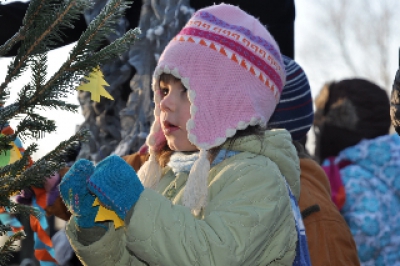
xmin=163 ymin=120 xmax=179 ymax=135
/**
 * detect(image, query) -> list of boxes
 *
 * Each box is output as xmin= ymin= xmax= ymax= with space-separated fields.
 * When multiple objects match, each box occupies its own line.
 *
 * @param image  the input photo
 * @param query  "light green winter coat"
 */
xmin=66 ymin=129 xmax=300 ymax=265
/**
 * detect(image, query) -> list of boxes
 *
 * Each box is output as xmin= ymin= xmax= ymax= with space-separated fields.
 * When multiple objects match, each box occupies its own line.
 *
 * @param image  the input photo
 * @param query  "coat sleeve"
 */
xmin=66 ymin=219 xmax=148 ymax=265
xmin=65 ymin=157 xmax=298 ymax=265
xmin=126 ymin=159 xmax=297 ymax=265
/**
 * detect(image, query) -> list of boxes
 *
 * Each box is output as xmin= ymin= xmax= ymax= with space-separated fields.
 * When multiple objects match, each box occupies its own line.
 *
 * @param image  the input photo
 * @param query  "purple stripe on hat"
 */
xmin=180 ymin=27 xmax=283 ymax=90
xmin=286 ymin=68 xmax=304 ymax=80
xmin=198 ymin=11 xmax=282 ymax=62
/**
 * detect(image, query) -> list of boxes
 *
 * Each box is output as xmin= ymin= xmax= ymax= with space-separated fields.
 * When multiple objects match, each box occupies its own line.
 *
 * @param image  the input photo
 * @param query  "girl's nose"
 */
xmin=160 ymin=94 xmax=174 ymax=112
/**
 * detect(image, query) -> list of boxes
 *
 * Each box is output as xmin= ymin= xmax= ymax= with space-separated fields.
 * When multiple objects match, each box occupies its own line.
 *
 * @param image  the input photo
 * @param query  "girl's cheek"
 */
xmin=156 ymin=89 xmax=165 ymax=98
xmin=155 ymin=90 xmax=163 ymax=103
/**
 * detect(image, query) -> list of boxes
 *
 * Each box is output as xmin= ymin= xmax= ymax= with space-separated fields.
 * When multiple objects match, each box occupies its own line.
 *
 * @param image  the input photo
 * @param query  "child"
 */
xmin=60 ymin=4 xmax=303 ymax=265
xmin=269 ymin=56 xmax=360 ymax=265
xmin=391 ymin=68 xmax=400 ymax=134
xmin=314 ymin=79 xmax=398 ymax=265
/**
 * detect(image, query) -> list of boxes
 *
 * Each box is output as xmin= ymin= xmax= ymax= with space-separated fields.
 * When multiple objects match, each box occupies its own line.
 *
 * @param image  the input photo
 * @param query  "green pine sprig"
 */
xmin=0 ymin=0 xmax=140 ymax=262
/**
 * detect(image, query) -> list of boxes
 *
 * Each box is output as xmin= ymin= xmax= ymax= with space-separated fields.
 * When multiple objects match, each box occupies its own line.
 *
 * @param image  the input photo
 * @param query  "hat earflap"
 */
xmin=138 ymin=110 xmax=164 ymax=188
xmin=137 ymin=150 xmax=162 ymax=189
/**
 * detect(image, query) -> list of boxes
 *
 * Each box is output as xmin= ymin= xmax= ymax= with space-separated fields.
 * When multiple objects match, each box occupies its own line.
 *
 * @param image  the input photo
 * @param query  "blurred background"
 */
xmin=1 ymin=0 xmax=399 ymax=160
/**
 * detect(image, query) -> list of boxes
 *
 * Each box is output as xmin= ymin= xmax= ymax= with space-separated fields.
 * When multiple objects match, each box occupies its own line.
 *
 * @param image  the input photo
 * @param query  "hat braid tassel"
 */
xmin=183 ymin=149 xmax=210 ymax=216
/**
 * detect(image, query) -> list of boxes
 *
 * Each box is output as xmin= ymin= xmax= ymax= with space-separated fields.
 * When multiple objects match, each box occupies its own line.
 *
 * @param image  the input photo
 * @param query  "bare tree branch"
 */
xmin=307 ymin=0 xmax=400 ymax=90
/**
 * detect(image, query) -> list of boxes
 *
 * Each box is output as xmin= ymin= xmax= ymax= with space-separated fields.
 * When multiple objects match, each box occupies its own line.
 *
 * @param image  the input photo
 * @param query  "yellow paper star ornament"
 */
xmin=76 ymin=66 xmax=114 ymax=102
xmin=93 ymin=198 xmax=124 ymax=229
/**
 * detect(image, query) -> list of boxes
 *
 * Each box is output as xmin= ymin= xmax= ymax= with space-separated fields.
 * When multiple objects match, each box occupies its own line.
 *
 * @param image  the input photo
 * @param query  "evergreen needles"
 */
xmin=0 ymin=0 xmax=139 ymax=264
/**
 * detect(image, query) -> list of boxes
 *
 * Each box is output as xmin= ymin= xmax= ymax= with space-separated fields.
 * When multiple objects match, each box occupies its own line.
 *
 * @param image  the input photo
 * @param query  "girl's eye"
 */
xmin=160 ymin=88 xmax=169 ymax=97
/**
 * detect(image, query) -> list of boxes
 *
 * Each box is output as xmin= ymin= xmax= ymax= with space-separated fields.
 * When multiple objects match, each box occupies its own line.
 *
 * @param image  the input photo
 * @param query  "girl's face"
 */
xmin=159 ymin=76 xmax=198 ymax=152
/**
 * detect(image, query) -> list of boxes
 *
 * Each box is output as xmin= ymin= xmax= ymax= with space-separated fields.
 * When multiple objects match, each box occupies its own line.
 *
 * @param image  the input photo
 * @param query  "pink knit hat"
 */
xmin=138 ymin=4 xmax=286 ymax=214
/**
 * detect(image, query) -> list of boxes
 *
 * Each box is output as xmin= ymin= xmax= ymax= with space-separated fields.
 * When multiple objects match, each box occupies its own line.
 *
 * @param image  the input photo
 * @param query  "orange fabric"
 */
xmin=35 ymin=249 xmax=58 ymax=263
xmin=298 ymin=158 xmax=360 ymax=266
xmin=30 ymin=215 xmax=53 ymax=247
xmin=27 ymin=156 xmax=34 ymax=168
xmin=1 ymin=126 xmax=14 ymax=135
xmin=11 ymin=226 xmax=24 ymax=233
xmin=31 ymin=187 xmax=47 ymax=209
xmin=122 ymin=153 xmax=150 ymax=172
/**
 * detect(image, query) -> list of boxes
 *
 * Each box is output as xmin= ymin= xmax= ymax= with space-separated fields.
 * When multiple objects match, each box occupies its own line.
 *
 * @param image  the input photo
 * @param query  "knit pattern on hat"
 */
xmin=149 ymin=3 xmax=286 ymax=151
xmin=268 ymin=55 xmax=314 ymax=141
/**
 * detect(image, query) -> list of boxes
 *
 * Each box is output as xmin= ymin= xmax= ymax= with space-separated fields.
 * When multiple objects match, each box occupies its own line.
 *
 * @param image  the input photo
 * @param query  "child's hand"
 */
xmin=87 ymin=155 xmax=144 ymax=220
xmin=59 ymin=159 xmax=99 ymax=228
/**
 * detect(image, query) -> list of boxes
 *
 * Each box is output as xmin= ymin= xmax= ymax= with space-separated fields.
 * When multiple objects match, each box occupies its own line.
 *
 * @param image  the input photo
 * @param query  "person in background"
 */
xmin=268 ymin=57 xmax=360 ymax=266
xmin=314 ymin=78 xmax=400 ymax=265
xmin=390 ymin=67 xmax=400 ymax=134
xmin=59 ymin=4 xmax=309 ymax=265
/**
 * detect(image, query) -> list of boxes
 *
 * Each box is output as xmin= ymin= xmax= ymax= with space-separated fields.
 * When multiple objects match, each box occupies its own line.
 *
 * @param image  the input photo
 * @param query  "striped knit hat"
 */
xmin=268 ymin=55 xmax=314 ymax=140
xmin=138 ymin=4 xmax=285 ymax=215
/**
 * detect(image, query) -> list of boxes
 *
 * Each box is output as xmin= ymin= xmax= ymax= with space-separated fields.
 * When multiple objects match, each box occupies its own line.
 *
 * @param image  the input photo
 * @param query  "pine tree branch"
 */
xmin=0 ymin=0 xmax=46 ymax=56
xmin=22 ymin=0 xmax=136 ymax=110
xmin=37 ymin=130 xmax=88 ymax=165
xmin=1 ymin=0 xmax=137 ymax=118
xmin=0 ymin=145 xmax=36 ymax=195
xmin=30 ymin=0 xmax=138 ymax=107
xmin=0 ymin=131 xmax=87 ymax=194
xmin=0 ymin=225 xmax=12 ymax=237
xmin=0 ymin=0 xmax=89 ymax=94
xmin=74 ymin=0 xmax=132 ymax=53
xmin=0 ymin=31 xmax=24 ymax=58
xmin=0 ymin=0 xmax=136 ymax=260
xmin=0 ymin=203 xmax=38 ymax=220
xmin=0 ymin=134 xmax=15 ymax=153
xmin=73 ymin=28 xmax=140 ymax=70
xmin=14 ymin=113 xmax=56 ymax=139
xmin=0 ymin=0 xmax=47 ymax=92
xmin=0 ymin=230 xmax=25 ymax=265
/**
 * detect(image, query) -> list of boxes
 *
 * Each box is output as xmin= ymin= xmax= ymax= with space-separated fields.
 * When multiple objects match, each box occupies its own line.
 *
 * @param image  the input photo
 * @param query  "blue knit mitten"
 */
xmin=87 ymin=155 xmax=144 ymax=220
xmin=59 ymin=159 xmax=99 ymax=228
